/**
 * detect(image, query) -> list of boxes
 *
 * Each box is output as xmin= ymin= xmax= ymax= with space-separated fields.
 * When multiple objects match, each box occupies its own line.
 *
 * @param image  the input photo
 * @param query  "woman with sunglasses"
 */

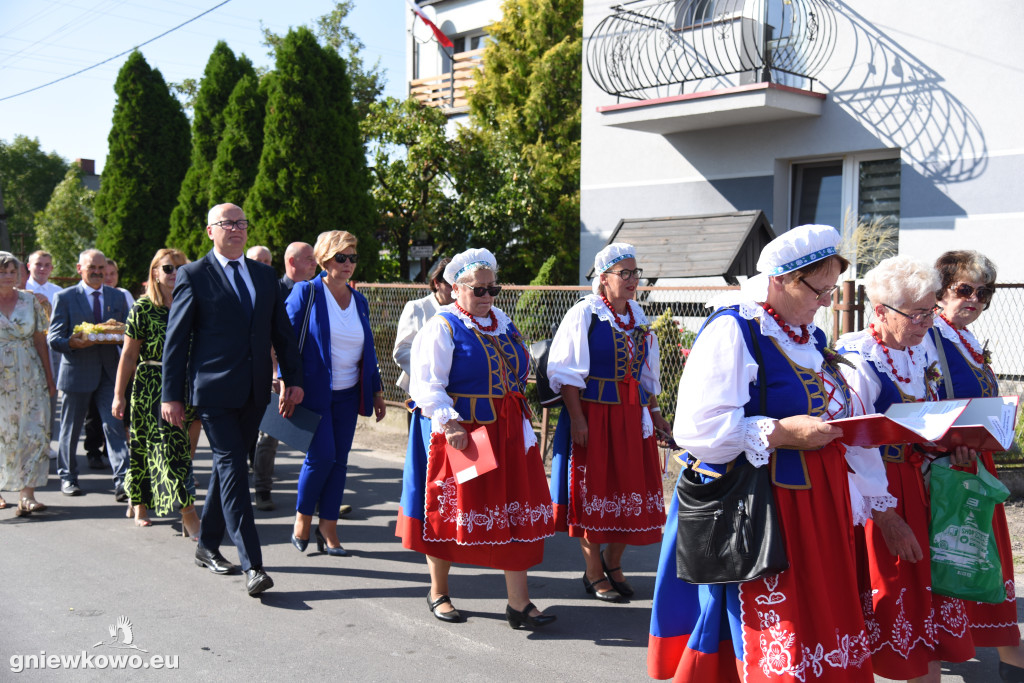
xmin=113 ymin=249 xmax=202 ymax=535
xmin=836 ymin=255 xmax=975 ymax=681
xmin=933 ymin=251 xmax=1024 ymax=682
xmin=285 ymin=230 xmax=385 ymax=557
xmin=546 ymin=243 xmax=668 ymax=603
xmin=396 ymin=248 xmax=556 ymax=629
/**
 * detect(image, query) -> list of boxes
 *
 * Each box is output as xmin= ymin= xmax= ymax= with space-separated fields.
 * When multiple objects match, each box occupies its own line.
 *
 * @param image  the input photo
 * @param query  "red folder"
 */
xmin=445 ymin=425 xmax=498 ymax=484
xmin=830 ymin=396 xmax=1018 ymax=452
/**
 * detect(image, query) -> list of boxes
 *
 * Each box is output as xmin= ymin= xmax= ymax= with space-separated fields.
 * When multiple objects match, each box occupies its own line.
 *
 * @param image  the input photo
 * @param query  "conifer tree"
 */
xmin=94 ymin=51 xmax=190 ymax=291
xmin=207 ymin=73 xmax=267 ymax=209
xmin=245 ymin=27 xmax=374 ymax=275
xmin=167 ymin=43 xmax=254 ymax=260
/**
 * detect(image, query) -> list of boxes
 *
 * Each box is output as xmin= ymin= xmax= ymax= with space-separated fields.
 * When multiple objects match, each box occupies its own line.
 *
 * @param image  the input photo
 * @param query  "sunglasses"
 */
xmin=333 ymin=253 xmax=359 ymax=264
xmin=160 ymin=264 xmax=180 ymax=274
xmin=469 ymin=285 xmax=502 ymax=297
xmin=950 ymin=283 xmax=994 ymax=303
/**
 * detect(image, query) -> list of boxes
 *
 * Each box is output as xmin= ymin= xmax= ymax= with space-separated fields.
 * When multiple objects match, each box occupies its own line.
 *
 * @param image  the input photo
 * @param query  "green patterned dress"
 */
xmin=124 ymin=296 xmax=196 ymax=515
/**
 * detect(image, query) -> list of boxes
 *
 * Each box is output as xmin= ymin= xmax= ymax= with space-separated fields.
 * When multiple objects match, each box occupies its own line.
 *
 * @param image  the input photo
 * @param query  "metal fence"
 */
xmin=360 ymin=282 xmax=1024 ymax=466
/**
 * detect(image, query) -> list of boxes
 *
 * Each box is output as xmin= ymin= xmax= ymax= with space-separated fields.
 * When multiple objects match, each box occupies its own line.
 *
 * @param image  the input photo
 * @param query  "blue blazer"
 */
xmin=162 ymin=250 xmax=302 ymax=409
xmin=48 ymin=283 xmax=129 ymax=393
xmin=285 ymin=274 xmax=381 ymax=417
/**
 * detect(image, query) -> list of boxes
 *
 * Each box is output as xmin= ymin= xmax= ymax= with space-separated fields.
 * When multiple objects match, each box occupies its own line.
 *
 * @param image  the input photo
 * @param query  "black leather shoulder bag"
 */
xmin=675 ymin=316 xmax=789 ymax=584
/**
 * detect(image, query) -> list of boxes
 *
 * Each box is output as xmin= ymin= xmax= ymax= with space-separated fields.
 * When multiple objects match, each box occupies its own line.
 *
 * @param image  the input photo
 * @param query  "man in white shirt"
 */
xmin=104 ymin=259 xmax=135 ymax=310
xmin=26 ymin=250 xmax=63 ymax=457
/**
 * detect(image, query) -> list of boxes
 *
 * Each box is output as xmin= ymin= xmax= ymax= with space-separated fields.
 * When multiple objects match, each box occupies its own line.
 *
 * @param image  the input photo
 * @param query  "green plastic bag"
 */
xmin=929 ymin=460 xmax=1010 ymax=604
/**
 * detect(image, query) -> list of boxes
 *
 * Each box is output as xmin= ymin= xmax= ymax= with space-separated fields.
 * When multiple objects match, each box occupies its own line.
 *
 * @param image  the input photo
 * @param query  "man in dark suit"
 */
xmin=48 ymin=249 xmax=131 ymax=498
xmin=161 ymin=203 xmax=303 ymax=598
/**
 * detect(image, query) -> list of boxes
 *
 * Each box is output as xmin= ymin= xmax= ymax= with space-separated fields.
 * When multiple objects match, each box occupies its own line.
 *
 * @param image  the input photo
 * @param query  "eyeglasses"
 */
xmin=211 ymin=219 xmax=249 ymax=232
xmin=605 ymin=268 xmax=643 ymax=281
xmin=800 ymin=279 xmax=838 ymax=300
xmin=333 ymin=253 xmax=359 ymax=264
xmin=950 ymin=283 xmax=994 ymax=303
xmin=883 ymin=303 xmax=938 ymax=325
xmin=470 ymin=285 xmax=502 ymax=297
xmin=160 ymin=264 xmax=180 ymax=274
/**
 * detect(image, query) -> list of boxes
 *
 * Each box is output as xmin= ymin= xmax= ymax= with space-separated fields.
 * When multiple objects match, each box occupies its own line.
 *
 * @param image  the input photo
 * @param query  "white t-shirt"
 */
xmin=325 ymin=289 xmax=365 ymax=390
xmin=26 ymin=278 xmax=62 ymax=305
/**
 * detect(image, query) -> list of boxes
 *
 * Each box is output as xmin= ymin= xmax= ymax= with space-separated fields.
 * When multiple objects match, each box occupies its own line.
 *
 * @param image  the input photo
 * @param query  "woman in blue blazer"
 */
xmin=284 ymin=230 xmax=385 ymax=556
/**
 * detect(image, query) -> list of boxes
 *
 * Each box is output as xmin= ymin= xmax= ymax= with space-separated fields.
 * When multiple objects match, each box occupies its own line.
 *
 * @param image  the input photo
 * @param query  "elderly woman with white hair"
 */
xmin=648 ymin=225 xmax=887 ymax=683
xmin=547 ymin=243 xmax=668 ymax=603
xmin=931 ymin=251 xmax=1024 ymax=682
xmin=395 ymin=248 xmax=556 ymax=629
xmin=836 ymin=255 xmax=975 ymax=682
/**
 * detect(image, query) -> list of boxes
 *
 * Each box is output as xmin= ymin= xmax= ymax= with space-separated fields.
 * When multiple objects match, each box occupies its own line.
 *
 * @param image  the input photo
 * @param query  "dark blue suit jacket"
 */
xmin=285 ymin=274 xmax=381 ymax=417
xmin=48 ymin=283 xmax=129 ymax=393
xmin=162 ymin=250 xmax=302 ymax=409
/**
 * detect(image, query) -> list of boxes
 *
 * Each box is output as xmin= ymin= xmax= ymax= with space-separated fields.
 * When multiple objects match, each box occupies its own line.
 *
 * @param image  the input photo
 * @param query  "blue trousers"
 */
xmin=198 ymin=397 xmax=263 ymax=571
xmin=296 ymin=386 xmax=358 ymax=521
xmin=57 ymin=372 xmax=129 ymax=486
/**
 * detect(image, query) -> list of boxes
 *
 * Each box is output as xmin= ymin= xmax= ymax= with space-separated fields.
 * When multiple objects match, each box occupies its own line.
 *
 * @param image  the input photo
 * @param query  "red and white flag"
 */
xmin=406 ymin=0 xmax=454 ymax=49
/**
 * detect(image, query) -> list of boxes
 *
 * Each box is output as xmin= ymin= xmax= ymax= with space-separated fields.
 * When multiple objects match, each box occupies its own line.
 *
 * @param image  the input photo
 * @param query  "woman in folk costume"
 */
xmin=648 ymin=225 xmax=891 ymax=682
xmin=547 ymin=243 xmax=668 ymax=603
xmin=836 ymin=255 xmax=975 ymax=682
xmin=931 ymin=250 xmax=1023 ymax=682
xmin=395 ymin=248 xmax=556 ymax=629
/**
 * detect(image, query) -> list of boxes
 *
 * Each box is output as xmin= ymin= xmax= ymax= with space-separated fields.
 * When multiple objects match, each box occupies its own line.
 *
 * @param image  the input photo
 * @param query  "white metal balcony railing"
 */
xmin=409 ymin=48 xmax=485 ymax=110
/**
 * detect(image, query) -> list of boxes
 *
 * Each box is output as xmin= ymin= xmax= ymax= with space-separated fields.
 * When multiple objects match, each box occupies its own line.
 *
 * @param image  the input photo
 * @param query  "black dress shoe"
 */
xmin=582 ymin=574 xmax=625 ymax=603
xmin=601 ymin=550 xmax=635 ymax=598
xmin=114 ymin=483 xmax=128 ymax=503
xmin=505 ymin=602 xmax=556 ymax=630
xmin=195 ymin=547 xmax=241 ymax=575
xmin=245 ymin=568 xmax=274 ymax=597
xmin=427 ymin=591 xmax=463 ymax=623
xmin=254 ymin=491 xmax=275 ymax=511
xmin=1001 ymin=661 xmax=1024 ymax=682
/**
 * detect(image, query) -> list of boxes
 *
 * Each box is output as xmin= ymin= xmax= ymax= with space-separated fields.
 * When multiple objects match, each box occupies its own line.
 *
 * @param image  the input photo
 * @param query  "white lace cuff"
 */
xmin=641 ymin=407 xmax=654 ymax=439
xmin=743 ymin=416 xmax=775 ymax=467
xmin=868 ymin=495 xmax=898 ymax=514
xmin=522 ymin=417 xmax=537 ymax=450
xmin=430 ymin=406 xmax=463 ymax=433
xmin=850 ymin=492 xmax=869 ymax=527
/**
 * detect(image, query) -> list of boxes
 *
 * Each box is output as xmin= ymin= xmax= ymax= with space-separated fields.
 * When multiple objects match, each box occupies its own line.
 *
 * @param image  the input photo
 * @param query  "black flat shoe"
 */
xmin=1001 ymin=661 xmax=1024 ymax=682
xmin=195 ymin=547 xmax=241 ymax=575
xmin=245 ymin=568 xmax=274 ymax=597
xmin=314 ymin=527 xmax=348 ymax=556
xmin=506 ymin=602 xmax=556 ymax=630
xmin=582 ymin=574 xmax=625 ymax=603
xmin=427 ymin=591 xmax=463 ymax=623
xmin=291 ymin=534 xmax=309 ymax=552
xmin=601 ymin=550 xmax=634 ymax=598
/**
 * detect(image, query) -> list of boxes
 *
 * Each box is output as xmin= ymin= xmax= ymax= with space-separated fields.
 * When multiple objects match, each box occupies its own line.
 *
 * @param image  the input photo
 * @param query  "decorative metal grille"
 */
xmin=587 ymin=0 xmax=838 ymax=100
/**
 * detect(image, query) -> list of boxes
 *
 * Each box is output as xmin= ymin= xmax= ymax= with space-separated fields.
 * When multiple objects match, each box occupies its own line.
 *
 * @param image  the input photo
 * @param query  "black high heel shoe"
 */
xmin=314 ymin=527 xmax=348 ymax=556
xmin=291 ymin=533 xmax=309 ymax=552
xmin=505 ymin=602 xmax=556 ymax=630
xmin=601 ymin=550 xmax=635 ymax=598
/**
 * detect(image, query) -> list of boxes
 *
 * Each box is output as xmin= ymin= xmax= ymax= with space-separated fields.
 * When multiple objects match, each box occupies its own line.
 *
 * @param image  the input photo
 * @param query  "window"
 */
xmin=791 ymin=152 xmax=901 ymax=275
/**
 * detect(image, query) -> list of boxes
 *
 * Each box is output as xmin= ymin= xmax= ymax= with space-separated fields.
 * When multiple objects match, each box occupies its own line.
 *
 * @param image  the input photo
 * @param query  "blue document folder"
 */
xmin=259 ymin=392 xmax=322 ymax=453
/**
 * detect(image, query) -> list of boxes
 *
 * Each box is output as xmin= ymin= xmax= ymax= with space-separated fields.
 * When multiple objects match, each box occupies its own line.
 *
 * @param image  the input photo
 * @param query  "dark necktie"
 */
xmin=228 ymin=261 xmax=253 ymax=319
xmin=91 ymin=291 xmax=102 ymax=323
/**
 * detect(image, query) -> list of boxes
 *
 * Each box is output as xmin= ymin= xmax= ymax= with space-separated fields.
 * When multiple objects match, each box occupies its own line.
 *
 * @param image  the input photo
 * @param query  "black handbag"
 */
xmin=529 ymin=311 xmax=597 ymax=409
xmin=675 ymin=316 xmax=789 ymax=584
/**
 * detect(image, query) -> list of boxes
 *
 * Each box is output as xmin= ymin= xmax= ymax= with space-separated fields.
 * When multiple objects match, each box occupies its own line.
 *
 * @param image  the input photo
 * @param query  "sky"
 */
xmin=0 ymin=0 xmax=408 ymax=174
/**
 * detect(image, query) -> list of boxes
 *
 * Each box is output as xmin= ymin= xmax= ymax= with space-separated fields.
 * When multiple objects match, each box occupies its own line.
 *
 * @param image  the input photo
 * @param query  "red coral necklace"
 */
xmin=454 ymin=302 xmax=498 ymax=332
xmin=938 ymin=313 xmax=986 ymax=365
xmin=869 ymin=323 xmax=912 ymax=383
xmin=759 ymin=302 xmax=810 ymax=344
xmin=600 ymin=293 xmax=636 ymax=331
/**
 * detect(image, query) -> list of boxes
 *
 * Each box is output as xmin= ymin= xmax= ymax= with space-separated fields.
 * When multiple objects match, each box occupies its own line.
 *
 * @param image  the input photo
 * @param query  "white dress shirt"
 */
xmin=212 ymin=250 xmax=256 ymax=306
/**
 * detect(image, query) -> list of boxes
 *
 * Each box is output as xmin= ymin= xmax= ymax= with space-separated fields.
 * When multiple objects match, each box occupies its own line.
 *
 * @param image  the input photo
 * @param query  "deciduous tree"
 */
xmin=34 ymin=164 xmax=97 ymax=277
xmin=0 ymin=136 xmax=68 ymax=254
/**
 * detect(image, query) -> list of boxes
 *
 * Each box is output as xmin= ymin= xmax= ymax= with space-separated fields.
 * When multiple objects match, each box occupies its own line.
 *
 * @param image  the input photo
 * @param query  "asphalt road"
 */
xmin=0 ymin=416 xmax=1018 ymax=682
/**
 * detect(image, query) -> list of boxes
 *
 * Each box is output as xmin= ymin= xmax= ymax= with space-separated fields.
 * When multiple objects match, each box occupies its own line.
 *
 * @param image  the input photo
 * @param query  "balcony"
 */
xmin=587 ymin=0 xmax=837 ymax=133
xmin=410 ymin=48 xmax=485 ymax=112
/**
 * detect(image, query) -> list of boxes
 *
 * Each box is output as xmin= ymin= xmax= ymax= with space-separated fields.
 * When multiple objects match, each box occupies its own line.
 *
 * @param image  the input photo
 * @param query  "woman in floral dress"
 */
xmin=113 ymin=249 xmax=200 ymax=534
xmin=0 ymin=251 xmax=55 ymax=515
